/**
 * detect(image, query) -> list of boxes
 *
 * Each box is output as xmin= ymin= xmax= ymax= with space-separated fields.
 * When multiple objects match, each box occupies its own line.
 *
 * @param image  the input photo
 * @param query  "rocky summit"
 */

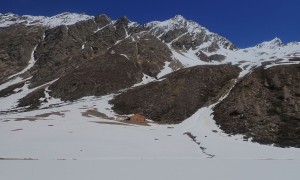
xmin=0 ymin=12 xmax=300 ymax=148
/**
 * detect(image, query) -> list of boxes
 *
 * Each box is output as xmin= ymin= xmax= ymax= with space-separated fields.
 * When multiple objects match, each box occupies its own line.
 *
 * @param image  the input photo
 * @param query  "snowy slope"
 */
xmin=0 ymin=12 xmax=93 ymax=28
xmin=167 ymin=37 xmax=300 ymax=75
xmin=144 ymin=15 xmax=300 ymax=72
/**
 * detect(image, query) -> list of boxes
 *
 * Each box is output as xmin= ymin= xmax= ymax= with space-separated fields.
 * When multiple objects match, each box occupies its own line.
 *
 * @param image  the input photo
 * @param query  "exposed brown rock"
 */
xmin=18 ymin=87 xmax=46 ymax=109
xmin=213 ymin=64 xmax=300 ymax=147
xmin=29 ymin=20 xmax=99 ymax=87
xmin=49 ymin=54 xmax=143 ymax=101
xmin=161 ymin=28 xmax=187 ymax=43
xmin=0 ymin=81 xmax=25 ymax=97
xmin=208 ymin=54 xmax=226 ymax=62
xmin=0 ymin=25 xmax=44 ymax=82
xmin=109 ymin=32 xmax=173 ymax=77
xmin=110 ymin=65 xmax=241 ymax=124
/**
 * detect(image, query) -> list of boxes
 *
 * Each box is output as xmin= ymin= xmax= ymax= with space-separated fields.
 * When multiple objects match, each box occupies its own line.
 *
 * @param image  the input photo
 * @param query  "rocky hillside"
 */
xmin=111 ymin=65 xmax=241 ymax=124
xmin=0 ymin=12 xmax=299 ymax=148
xmin=214 ymin=64 xmax=300 ymax=147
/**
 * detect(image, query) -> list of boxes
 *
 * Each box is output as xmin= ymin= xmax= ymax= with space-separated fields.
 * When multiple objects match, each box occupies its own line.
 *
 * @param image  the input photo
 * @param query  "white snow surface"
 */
xmin=0 ymin=12 xmax=93 ymax=28
xmin=1 ymin=160 xmax=299 ymax=180
xmin=1 ymin=93 xmax=299 ymax=160
xmin=170 ymin=37 xmax=300 ymax=77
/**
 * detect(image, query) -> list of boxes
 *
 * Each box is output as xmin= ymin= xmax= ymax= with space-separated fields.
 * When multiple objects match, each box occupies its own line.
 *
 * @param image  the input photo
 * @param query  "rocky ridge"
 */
xmin=0 ymin=12 xmax=299 ymax=147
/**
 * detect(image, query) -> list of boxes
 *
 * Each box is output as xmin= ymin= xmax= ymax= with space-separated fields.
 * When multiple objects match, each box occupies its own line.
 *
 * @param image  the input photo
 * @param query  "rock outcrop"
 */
xmin=110 ymin=65 xmax=241 ymax=124
xmin=0 ymin=25 xmax=44 ymax=82
xmin=49 ymin=54 xmax=143 ymax=101
xmin=214 ymin=65 xmax=300 ymax=147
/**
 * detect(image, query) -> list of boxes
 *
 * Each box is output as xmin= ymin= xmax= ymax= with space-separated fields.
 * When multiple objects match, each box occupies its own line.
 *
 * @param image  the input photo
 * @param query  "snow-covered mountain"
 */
xmin=146 ymin=15 xmax=236 ymax=50
xmin=0 ymin=12 xmax=300 ymax=164
xmin=0 ymin=12 xmax=93 ymax=28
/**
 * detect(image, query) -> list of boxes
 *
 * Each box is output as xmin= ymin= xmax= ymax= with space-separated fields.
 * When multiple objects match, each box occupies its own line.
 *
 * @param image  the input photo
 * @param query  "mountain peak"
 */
xmin=172 ymin=15 xmax=186 ymax=22
xmin=270 ymin=37 xmax=282 ymax=44
xmin=256 ymin=37 xmax=284 ymax=49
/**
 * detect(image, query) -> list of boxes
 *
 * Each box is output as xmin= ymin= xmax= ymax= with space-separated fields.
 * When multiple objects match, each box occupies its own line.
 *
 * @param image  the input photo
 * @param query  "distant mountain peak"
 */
xmin=256 ymin=37 xmax=284 ymax=49
xmin=270 ymin=37 xmax=283 ymax=44
xmin=171 ymin=15 xmax=186 ymax=22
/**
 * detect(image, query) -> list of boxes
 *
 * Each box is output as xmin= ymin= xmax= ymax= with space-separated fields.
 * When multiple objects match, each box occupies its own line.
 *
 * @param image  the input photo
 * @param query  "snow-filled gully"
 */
xmin=180 ymin=78 xmax=238 ymax=158
xmin=7 ymin=45 xmax=38 ymax=80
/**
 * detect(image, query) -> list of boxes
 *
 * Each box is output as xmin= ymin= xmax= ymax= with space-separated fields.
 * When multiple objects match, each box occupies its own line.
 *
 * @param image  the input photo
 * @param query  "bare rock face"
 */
xmin=0 ymin=82 xmax=25 ymax=98
xmin=196 ymin=51 xmax=226 ymax=62
xmin=110 ymin=65 xmax=241 ymax=124
xmin=0 ymin=25 xmax=44 ymax=82
xmin=94 ymin=14 xmax=111 ymax=25
xmin=109 ymin=33 xmax=173 ymax=77
xmin=213 ymin=65 xmax=300 ymax=147
xmin=29 ymin=15 xmax=133 ymax=88
xmin=49 ymin=54 xmax=143 ymax=101
xmin=29 ymin=19 xmax=102 ymax=88
xmin=28 ymin=16 xmax=173 ymax=88
xmin=18 ymin=87 xmax=46 ymax=109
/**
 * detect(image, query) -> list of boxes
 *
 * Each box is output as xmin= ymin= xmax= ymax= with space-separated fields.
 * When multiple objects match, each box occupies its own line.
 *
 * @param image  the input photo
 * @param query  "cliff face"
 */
xmin=214 ymin=65 xmax=300 ymax=147
xmin=0 ymin=25 xmax=44 ymax=82
xmin=110 ymin=65 xmax=241 ymax=124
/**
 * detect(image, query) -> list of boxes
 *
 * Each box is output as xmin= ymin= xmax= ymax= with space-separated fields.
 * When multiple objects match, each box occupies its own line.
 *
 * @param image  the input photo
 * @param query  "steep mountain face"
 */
xmin=0 ymin=25 xmax=44 ymax=82
xmin=141 ymin=15 xmax=236 ymax=63
xmin=146 ymin=15 xmax=236 ymax=51
xmin=111 ymin=65 xmax=241 ymax=124
xmin=0 ymin=13 xmax=299 ymax=148
xmin=214 ymin=64 xmax=300 ymax=147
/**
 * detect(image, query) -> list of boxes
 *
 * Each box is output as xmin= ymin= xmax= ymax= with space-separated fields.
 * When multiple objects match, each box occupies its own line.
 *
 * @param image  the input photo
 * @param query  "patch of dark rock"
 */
xmin=0 ymin=82 xmax=25 ymax=97
xmin=196 ymin=51 xmax=225 ymax=62
xmin=213 ymin=64 xmax=300 ymax=148
xmin=208 ymin=54 xmax=226 ymax=62
xmin=184 ymin=132 xmax=215 ymax=158
xmin=82 ymin=109 xmax=113 ymax=120
xmin=289 ymin=57 xmax=300 ymax=62
xmin=110 ymin=64 xmax=241 ymax=124
xmin=35 ymin=112 xmax=65 ymax=118
xmin=18 ymin=87 xmax=46 ymax=109
xmin=184 ymin=132 xmax=197 ymax=141
xmin=14 ymin=117 xmax=38 ymax=121
xmin=161 ymin=28 xmax=187 ymax=44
